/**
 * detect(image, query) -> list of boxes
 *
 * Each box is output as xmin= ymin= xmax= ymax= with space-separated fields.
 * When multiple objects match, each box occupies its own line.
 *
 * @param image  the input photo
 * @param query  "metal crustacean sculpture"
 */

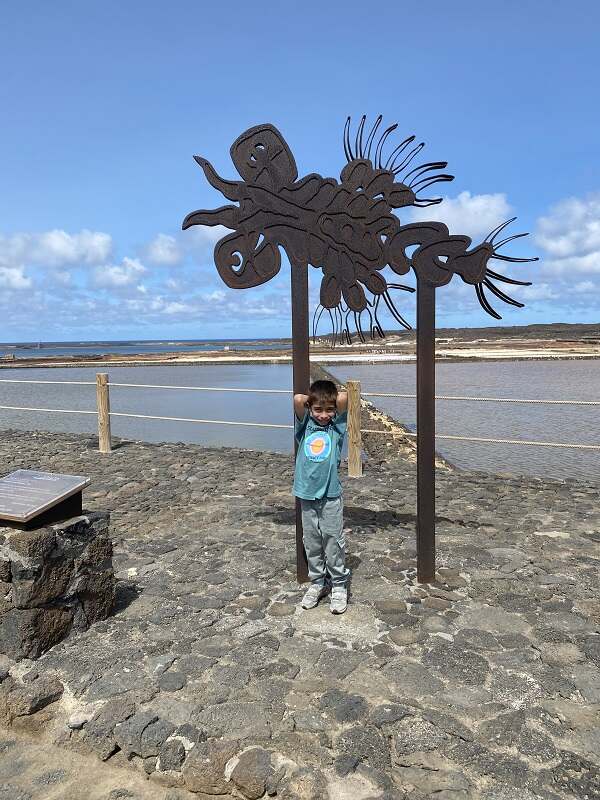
xmin=182 ymin=116 xmax=537 ymax=344
xmin=183 ymin=117 xmax=537 ymax=584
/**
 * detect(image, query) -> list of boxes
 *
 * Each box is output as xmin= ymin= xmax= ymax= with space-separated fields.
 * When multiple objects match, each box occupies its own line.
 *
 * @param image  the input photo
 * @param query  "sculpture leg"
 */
xmin=291 ymin=261 xmax=310 ymax=583
xmin=416 ymin=279 xmax=436 ymax=583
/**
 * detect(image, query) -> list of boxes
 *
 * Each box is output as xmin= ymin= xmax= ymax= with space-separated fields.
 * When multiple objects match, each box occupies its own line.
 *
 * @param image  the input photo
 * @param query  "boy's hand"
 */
xmin=336 ymin=391 xmax=348 ymax=413
xmin=294 ymin=393 xmax=309 ymax=420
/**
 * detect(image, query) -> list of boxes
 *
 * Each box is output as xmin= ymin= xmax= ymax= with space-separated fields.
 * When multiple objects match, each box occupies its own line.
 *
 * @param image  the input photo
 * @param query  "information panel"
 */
xmin=0 ymin=470 xmax=90 ymax=523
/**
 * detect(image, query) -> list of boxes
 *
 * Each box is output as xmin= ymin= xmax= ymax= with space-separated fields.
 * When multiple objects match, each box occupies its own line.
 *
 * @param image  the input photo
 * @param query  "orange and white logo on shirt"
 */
xmin=304 ymin=431 xmax=332 ymax=462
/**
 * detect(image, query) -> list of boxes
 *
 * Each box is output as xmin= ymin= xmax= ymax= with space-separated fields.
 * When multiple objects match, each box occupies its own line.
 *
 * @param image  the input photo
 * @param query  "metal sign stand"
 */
xmin=416 ymin=280 xmax=436 ymax=583
xmin=290 ymin=259 xmax=310 ymax=583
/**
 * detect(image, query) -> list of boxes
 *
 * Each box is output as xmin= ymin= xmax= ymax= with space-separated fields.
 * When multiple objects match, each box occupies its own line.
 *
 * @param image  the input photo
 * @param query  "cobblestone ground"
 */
xmin=1 ymin=429 xmax=599 ymax=800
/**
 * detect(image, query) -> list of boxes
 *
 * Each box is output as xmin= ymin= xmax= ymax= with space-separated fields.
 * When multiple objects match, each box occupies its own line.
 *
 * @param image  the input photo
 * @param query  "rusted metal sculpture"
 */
xmin=183 ymin=117 xmax=536 ymax=583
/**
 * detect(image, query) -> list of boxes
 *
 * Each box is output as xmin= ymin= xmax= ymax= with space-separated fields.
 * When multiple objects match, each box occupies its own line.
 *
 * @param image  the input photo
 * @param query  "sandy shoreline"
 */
xmin=1 ymin=347 xmax=599 ymax=369
xmin=2 ymin=323 xmax=600 ymax=369
xmin=2 ymin=323 xmax=598 ymax=369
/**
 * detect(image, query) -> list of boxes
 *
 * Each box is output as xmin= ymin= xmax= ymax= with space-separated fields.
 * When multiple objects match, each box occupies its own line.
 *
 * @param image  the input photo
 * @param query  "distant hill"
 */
xmin=425 ymin=322 xmax=600 ymax=341
xmin=277 ymin=321 xmax=600 ymax=345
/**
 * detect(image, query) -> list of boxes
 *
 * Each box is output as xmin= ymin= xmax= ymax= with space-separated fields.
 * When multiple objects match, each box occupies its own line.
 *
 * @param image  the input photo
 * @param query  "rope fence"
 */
xmin=0 ymin=378 xmax=596 ymax=404
xmin=361 ymin=429 xmax=600 ymax=450
xmin=0 ymin=375 xmax=598 ymax=463
xmin=363 ymin=392 xmax=600 ymax=406
xmin=0 ymin=405 xmax=97 ymax=415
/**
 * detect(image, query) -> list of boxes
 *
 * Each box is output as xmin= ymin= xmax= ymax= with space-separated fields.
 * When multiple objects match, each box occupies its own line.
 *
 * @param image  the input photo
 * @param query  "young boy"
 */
xmin=293 ymin=379 xmax=350 ymax=614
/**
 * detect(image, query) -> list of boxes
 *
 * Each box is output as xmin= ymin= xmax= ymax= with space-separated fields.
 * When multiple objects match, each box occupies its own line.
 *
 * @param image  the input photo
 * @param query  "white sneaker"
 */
xmin=330 ymin=586 xmax=348 ymax=614
xmin=301 ymin=584 xmax=328 ymax=609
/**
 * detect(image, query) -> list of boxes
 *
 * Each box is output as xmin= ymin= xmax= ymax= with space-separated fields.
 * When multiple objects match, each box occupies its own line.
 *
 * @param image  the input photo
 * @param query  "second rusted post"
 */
xmin=416 ymin=280 xmax=436 ymax=583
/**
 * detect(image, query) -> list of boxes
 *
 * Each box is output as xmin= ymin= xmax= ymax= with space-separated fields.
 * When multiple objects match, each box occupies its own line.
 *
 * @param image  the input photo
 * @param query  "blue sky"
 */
xmin=1 ymin=0 xmax=599 ymax=341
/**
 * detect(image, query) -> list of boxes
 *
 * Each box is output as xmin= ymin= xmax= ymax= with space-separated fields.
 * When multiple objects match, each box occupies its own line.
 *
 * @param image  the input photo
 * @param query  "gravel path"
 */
xmin=1 ymin=429 xmax=599 ymax=799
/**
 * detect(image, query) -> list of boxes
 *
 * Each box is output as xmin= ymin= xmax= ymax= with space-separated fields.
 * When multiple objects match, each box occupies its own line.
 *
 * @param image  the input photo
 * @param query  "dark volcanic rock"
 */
xmin=158 ymin=739 xmax=186 ymax=772
xmin=319 ymin=689 xmax=369 ymax=723
xmin=336 ymin=725 xmax=391 ymax=771
xmin=229 ymin=747 xmax=272 ymax=800
xmin=0 ymin=513 xmax=114 ymax=660
xmin=182 ymin=739 xmax=240 ymax=795
xmin=422 ymin=642 xmax=490 ymax=686
xmin=114 ymin=711 xmax=158 ymax=758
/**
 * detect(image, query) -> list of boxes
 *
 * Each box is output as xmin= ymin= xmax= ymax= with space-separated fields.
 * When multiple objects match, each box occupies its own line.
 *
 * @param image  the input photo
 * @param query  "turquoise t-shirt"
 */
xmin=293 ymin=410 xmax=347 ymax=500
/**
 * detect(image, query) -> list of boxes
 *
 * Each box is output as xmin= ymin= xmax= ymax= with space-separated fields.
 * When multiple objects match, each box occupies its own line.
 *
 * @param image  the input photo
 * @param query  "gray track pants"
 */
xmin=300 ymin=495 xmax=350 ymax=587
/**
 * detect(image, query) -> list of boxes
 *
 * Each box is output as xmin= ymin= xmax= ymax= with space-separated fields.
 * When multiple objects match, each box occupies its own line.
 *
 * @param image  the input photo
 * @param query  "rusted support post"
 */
xmin=416 ymin=280 xmax=436 ymax=583
xmin=96 ymin=373 xmax=112 ymax=454
xmin=291 ymin=261 xmax=310 ymax=583
xmin=346 ymin=380 xmax=363 ymax=478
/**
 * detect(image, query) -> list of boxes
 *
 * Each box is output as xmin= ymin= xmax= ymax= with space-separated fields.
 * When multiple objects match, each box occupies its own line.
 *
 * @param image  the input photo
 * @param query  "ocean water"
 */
xmin=0 ymin=339 xmax=288 ymax=358
xmin=0 ymin=360 xmax=597 ymax=481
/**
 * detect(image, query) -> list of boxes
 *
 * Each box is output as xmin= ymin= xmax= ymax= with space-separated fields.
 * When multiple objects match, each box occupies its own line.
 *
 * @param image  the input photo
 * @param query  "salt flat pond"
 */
xmin=333 ymin=359 xmax=600 ymax=481
xmin=0 ymin=360 xmax=598 ymax=481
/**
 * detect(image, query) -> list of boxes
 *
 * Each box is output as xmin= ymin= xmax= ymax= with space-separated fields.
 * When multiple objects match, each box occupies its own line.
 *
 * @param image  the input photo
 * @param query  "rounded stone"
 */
xmin=266 ymin=603 xmax=296 ymax=617
xmin=158 ymin=739 xmax=186 ymax=772
xmin=229 ymin=747 xmax=272 ymax=800
xmin=422 ymin=596 xmax=452 ymax=611
xmin=158 ymin=672 xmax=186 ymax=692
xmin=388 ymin=627 xmax=423 ymax=646
xmin=67 ymin=712 xmax=92 ymax=730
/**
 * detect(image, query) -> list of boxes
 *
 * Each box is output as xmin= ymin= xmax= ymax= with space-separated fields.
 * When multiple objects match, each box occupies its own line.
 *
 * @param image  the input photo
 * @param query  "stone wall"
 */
xmin=0 ymin=513 xmax=114 ymax=660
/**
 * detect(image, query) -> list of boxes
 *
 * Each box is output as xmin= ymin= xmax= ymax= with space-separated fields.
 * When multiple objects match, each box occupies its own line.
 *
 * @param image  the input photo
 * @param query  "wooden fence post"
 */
xmin=347 ymin=380 xmax=363 ymax=478
xmin=96 ymin=373 xmax=112 ymax=453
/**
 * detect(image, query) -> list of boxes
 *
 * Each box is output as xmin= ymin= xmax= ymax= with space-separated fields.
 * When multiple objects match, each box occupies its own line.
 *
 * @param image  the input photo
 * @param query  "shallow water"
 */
xmin=0 ymin=364 xmax=295 ymax=453
xmin=331 ymin=360 xmax=600 ymax=481
xmin=0 ymin=360 xmax=597 ymax=481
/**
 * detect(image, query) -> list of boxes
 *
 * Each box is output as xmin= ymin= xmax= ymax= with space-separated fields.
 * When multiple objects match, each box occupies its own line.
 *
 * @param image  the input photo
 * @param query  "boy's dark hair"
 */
xmin=308 ymin=379 xmax=338 ymax=407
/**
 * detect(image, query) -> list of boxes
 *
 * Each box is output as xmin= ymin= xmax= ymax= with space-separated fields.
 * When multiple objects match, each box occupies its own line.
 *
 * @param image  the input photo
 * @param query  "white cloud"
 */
xmin=243 ymin=305 xmax=280 ymax=317
xmin=145 ymin=233 xmax=183 ymax=266
xmin=536 ymin=194 xmax=600 ymax=279
xmin=518 ymin=283 xmax=559 ymax=301
xmin=52 ymin=270 xmax=72 ymax=286
xmin=536 ymin=195 xmax=600 ymax=258
xmin=163 ymin=301 xmax=194 ymax=315
xmin=408 ymin=191 xmax=513 ymax=241
xmin=94 ymin=257 xmax=146 ymax=288
xmin=0 ymin=266 xmax=32 ymax=290
xmin=0 ymin=229 xmax=112 ymax=268
xmin=184 ymin=224 xmax=229 ymax=254
xmin=572 ymin=280 xmax=596 ymax=293
xmin=541 ymin=252 xmax=600 ymax=276
xmin=202 ymin=289 xmax=226 ymax=303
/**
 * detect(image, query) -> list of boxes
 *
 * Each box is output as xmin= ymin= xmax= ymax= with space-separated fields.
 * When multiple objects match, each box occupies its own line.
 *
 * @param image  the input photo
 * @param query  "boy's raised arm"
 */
xmin=294 ymin=393 xmax=309 ymax=420
xmin=336 ymin=391 xmax=348 ymax=414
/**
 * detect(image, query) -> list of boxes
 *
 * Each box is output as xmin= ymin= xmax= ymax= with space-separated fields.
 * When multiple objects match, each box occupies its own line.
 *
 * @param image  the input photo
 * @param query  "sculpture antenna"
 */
xmin=483 ymin=278 xmax=524 ymax=308
xmin=384 ymin=135 xmax=416 ymax=170
xmin=343 ymin=117 xmax=354 ymax=161
xmin=374 ymin=123 xmax=398 ymax=169
xmin=364 ymin=115 xmax=383 ymax=161
xmin=392 ymin=141 xmax=425 ymax=175
xmin=355 ymin=115 xmax=367 ymax=159
xmin=486 ymin=217 xmax=516 ymax=243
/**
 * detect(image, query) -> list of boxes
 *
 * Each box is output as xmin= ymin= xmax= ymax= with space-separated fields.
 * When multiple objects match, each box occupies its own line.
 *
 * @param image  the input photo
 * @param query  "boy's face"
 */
xmin=310 ymin=400 xmax=336 ymax=426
